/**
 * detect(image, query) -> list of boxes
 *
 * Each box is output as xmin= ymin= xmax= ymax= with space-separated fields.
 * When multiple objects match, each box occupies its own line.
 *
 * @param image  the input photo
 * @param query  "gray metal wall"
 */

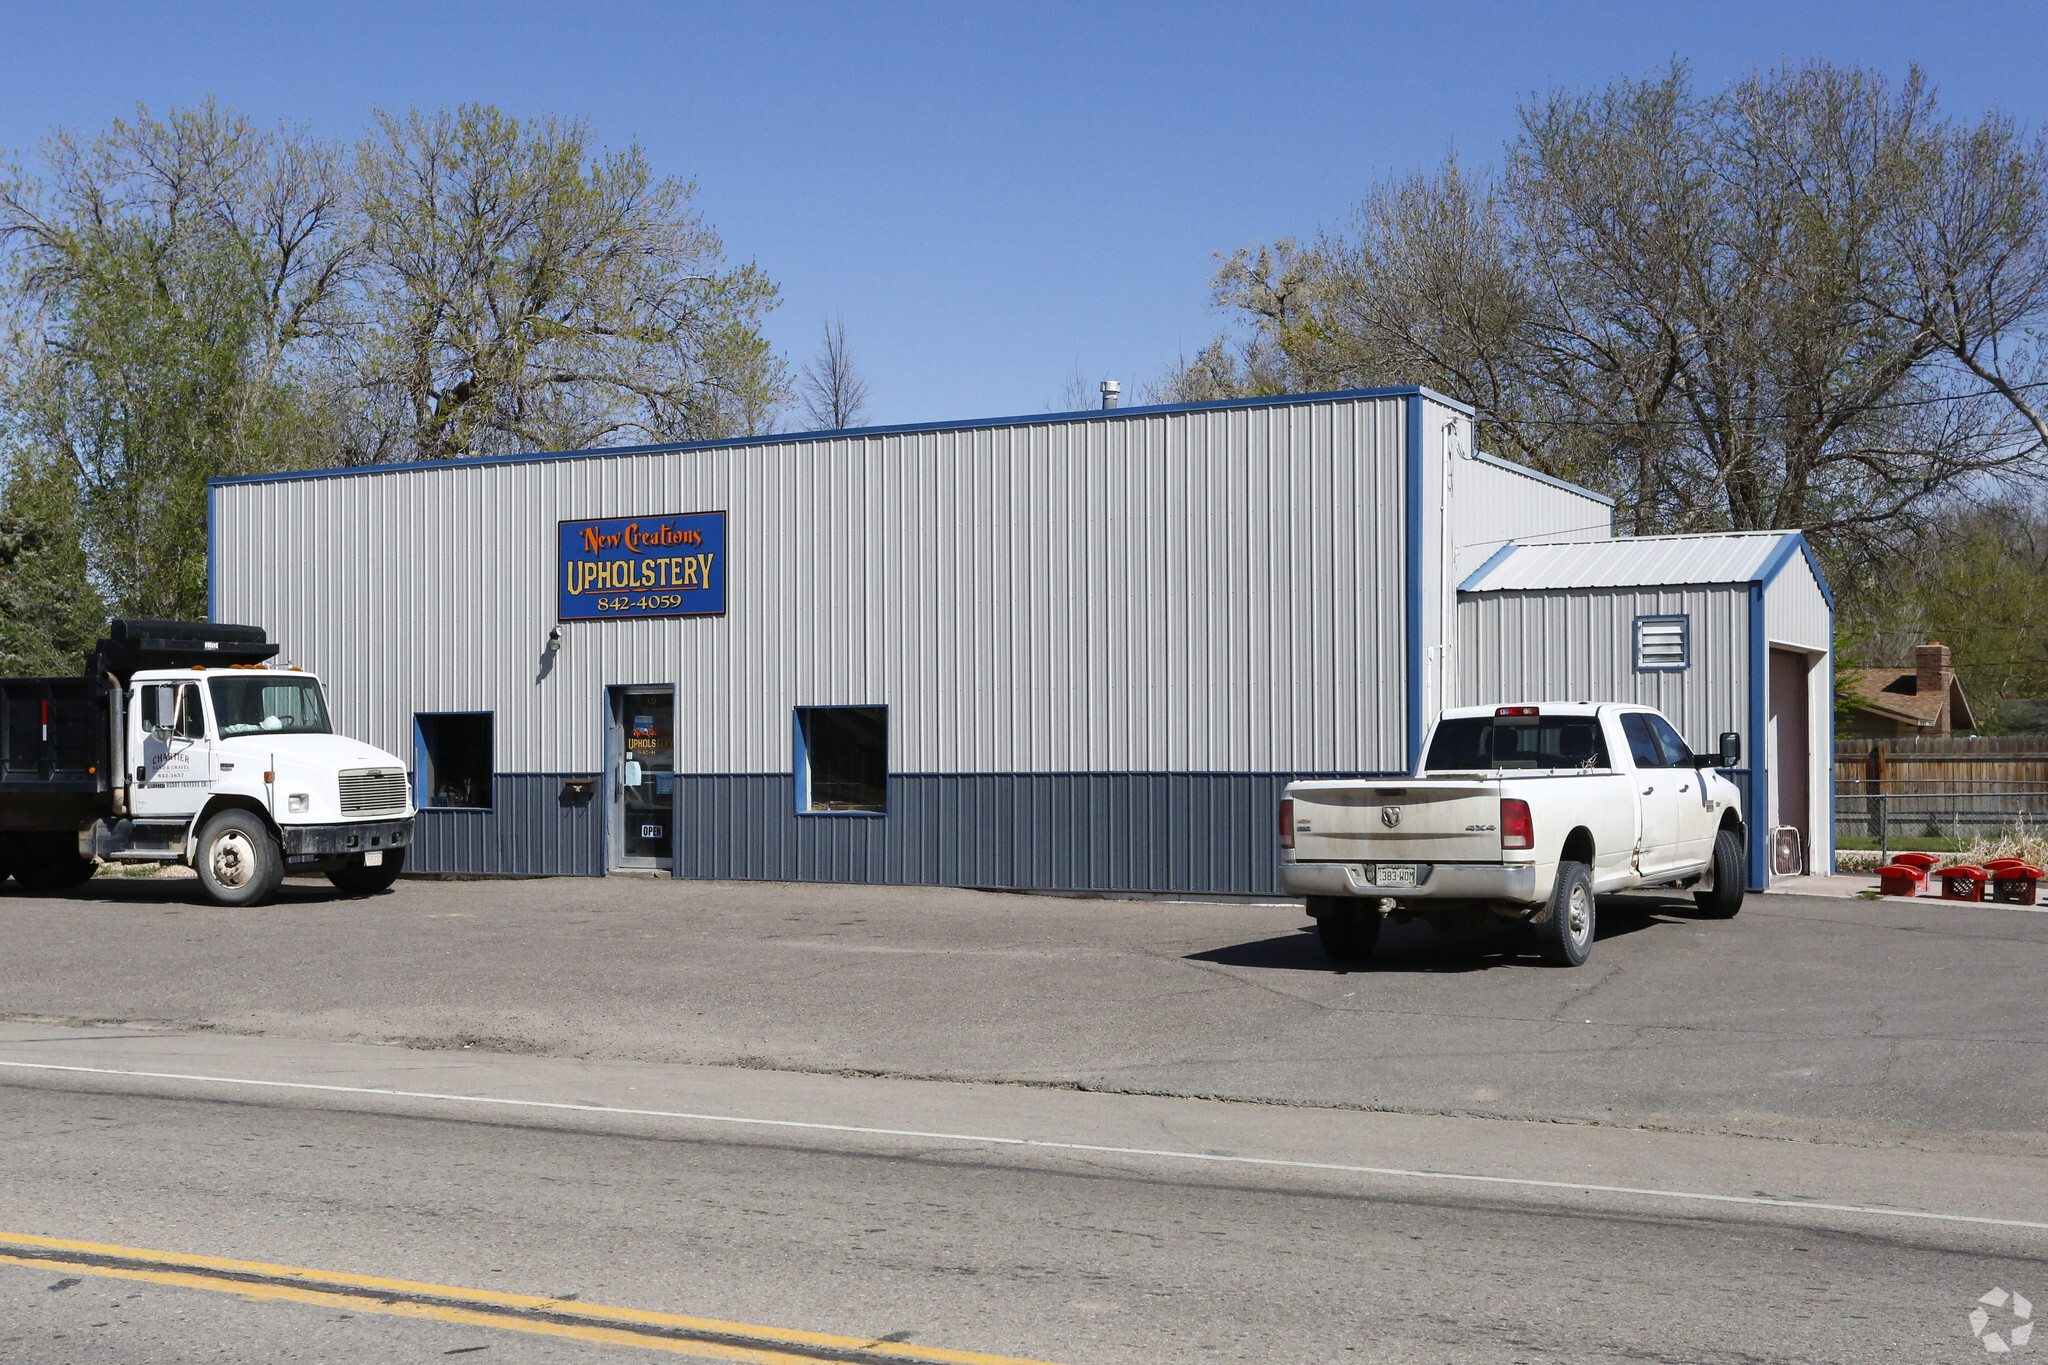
xmin=1449 ymin=453 xmax=1614 ymax=584
xmin=409 ymin=773 xmax=603 ymax=875
xmin=215 ymin=396 xmax=1416 ymax=779
xmin=1764 ymin=554 xmax=1830 ymax=652
xmin=1456 ymin=584 xmax=1751 ymax=758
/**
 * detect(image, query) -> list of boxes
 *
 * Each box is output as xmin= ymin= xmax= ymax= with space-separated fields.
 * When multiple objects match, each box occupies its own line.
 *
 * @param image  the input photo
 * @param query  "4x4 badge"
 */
xmin=1381 ymin=806 xmax=1402 ymax=828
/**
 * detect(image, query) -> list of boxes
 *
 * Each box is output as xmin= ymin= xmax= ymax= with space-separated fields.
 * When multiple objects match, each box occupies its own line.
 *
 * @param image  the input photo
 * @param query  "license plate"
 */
xmin=1376 ymin=864 xmax=1416 ymax=888
xmin=363 ymin=851 xmax=383 ymax=866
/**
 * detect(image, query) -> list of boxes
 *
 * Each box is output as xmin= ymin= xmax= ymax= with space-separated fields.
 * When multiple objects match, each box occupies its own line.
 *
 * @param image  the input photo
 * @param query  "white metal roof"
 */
xmin=1459 ymin=531 xmax=1805 ymax=593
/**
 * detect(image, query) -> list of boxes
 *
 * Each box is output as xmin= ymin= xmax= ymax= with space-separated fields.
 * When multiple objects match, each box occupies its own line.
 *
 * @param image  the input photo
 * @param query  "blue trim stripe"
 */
xmin=1756 ymin=530 xmax=1836 ymax=609
xmin=1404 ymin=394 xmax=1427 ymax=775
xmin=208 ymin=386 xmax=1471 ymax=490
xmin=1457 ymin=541 xmax=1519 ymax=593
xmin=1469 ymin=450 xmax=1615 ymax=507
xmin=1747 ymin=582 xmax=1770 ymax=892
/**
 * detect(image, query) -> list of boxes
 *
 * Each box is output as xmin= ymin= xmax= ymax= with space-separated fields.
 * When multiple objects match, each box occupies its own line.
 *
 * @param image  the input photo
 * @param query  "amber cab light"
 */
xmin=1500 ymin=797 xmax=1534 ymax=849
xmin=1278 ymin=798 xmax=1296 ymax=850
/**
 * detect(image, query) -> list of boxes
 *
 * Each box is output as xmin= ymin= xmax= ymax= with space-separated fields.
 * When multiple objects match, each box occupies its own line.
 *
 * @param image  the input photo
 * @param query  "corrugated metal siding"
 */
xmin=1463 ymin=532 xmax=1797 ymax=593
xmin=410 ymin=773 xmax=603 ymax=875
xmin=673 ymin=772 xmax=1320 ymax=895
xmin=216 ymin=398 xmax=1413 ymax=778
xmin=1449 ymin=454 xmax=1614 ymax=583
xmin=1764 ymin=555 xmax=1831 ymax=651
xmin=1456 ymin=585 xmax=1752 ymax=756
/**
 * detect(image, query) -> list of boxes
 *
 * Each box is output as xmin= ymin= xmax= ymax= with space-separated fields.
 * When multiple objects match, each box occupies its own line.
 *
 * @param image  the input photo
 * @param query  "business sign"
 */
xmin=558 ymin=512 xmax=726 ymax=620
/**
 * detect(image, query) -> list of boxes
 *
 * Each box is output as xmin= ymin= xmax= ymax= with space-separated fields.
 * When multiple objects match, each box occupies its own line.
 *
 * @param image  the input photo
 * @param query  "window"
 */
xmin=1634 ymin=615 xmax=1690 ymax=671
xmin=139 ymin=682 xmax=206 ymax=739
xmin=795 ymin=706 xmax=887 ymax=813
xmin=414 ymin=713 xmax=493 ymax=809
xmin=1620 ymin=712 xmax=1694 ymax=768
xmin=209 ymin=676 xmax=331 ymax=736
xmin=1424 ymin=716 xmax=1610 ymax=772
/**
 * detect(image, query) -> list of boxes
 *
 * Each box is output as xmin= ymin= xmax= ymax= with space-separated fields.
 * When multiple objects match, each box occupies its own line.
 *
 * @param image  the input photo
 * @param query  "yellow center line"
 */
xmin=0 ymin=1233 xmax=1067 ymax=1365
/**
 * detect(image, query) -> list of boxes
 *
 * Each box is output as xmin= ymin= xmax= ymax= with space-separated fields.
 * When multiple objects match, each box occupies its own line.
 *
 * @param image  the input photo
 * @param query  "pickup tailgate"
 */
xmin=1289 ymin=780 xmax=1503 ymax=863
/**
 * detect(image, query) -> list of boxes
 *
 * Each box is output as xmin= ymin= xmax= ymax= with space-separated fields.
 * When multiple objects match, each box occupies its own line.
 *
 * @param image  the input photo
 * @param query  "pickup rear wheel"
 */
xmin=1693 ymin=828 xmax=1745 ymax=918
xmin=1533 ymin=861 xmax=1595 ymax=966
xmin=194 ymin=809 xmax=284 ymax=907
xmin=327 ymin=847 xmax=406 ymax=895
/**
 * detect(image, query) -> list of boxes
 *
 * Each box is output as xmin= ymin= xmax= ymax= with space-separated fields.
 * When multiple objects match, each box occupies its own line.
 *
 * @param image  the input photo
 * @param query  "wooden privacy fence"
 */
xmin=1834 ymin=737 xmax=2048 ymax=842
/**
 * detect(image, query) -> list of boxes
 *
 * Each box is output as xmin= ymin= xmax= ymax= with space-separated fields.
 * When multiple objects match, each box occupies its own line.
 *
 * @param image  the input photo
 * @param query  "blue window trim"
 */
xmin=793 ymin=705 xmax=890 ymax=817
xmin=413 ymin=710 xmax=496 ymax=812
xmin=1633 ymin=614 xmax=1692 ymax=672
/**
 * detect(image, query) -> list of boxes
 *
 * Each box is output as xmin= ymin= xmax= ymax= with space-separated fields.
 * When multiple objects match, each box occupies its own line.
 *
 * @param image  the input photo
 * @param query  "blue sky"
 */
xmin=2 ymin=1 xmax=2043 ymax=427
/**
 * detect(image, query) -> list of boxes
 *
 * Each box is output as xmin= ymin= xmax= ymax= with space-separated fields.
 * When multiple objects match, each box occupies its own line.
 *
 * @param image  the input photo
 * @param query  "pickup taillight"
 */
xmin=1500 ymin=798 xmax=1533 ymax=850
xmin=1278 ymin=798 xmax=1295 ymax=850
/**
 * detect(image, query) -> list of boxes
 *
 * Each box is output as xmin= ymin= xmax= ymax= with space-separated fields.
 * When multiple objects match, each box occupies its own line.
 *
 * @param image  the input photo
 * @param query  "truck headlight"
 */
xmin=288 ymin=793 xmax=309 ymax=814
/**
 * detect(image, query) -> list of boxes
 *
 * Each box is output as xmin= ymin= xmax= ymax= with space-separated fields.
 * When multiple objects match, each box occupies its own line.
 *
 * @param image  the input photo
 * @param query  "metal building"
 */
xmin=1456 ymin=532 xmax=1835 ymax=887
xmin=208 ymin=386 xmax=1820 ymax=896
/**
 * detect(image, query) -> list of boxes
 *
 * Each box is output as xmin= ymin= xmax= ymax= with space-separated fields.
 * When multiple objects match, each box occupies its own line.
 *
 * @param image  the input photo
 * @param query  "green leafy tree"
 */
xmin=334 ymin=105 xmax=788 ymax=461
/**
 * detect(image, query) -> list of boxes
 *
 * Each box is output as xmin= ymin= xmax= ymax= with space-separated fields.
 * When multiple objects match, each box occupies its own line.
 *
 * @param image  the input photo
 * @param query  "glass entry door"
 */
xmin=607 ymin=686 xmax=674 ymax=871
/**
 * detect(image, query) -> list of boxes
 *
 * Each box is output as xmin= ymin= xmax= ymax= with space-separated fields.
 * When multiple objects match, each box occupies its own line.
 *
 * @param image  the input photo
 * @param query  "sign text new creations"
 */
xmin=558 ymin=512 xmax=726 ymax=620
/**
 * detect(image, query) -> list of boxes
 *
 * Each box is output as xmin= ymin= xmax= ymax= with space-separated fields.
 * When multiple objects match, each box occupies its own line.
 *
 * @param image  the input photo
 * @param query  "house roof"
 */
xmin=1843 ymin=666 xmax=1978 ymax=731
xmin=1458 ymin=530 xmax=1823 ymax=595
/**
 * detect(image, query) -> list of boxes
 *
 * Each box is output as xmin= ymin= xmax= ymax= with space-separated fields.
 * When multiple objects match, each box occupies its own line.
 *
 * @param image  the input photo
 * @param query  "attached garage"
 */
xmin=1456 ymin=532 xmax=1836 ymax=890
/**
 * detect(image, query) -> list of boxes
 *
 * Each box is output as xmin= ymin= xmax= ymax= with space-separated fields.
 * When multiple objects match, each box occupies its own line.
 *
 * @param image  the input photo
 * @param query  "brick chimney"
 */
xmin=1915 ymin=641 xmax=1954 ymax=735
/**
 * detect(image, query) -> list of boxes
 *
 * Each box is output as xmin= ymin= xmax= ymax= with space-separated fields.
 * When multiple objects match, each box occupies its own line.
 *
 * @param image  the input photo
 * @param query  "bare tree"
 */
xmin=1177 ymin=61 xmax=2048 ymax=558
xmin=797 ymin=314 xmax=869 ymax=429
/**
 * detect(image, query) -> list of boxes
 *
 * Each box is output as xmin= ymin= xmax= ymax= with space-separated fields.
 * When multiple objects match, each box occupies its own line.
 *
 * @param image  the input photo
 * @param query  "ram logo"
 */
xmin=1380 ymin=806 xmax=1402 ymax=828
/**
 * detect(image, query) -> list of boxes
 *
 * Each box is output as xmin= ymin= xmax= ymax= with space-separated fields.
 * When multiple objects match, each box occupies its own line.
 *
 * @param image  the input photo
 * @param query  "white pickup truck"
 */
xmin=1280 ymin=703 xmax=1746 ymax=966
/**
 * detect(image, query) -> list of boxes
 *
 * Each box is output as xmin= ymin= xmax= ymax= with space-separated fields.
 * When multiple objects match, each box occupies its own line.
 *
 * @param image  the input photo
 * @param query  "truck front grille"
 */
xmin=338 ymin=768 xmax=409 ymax=815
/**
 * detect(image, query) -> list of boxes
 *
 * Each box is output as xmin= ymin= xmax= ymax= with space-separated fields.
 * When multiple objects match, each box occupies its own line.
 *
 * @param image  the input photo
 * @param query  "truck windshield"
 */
xmin=208 ymin=676 xmax=332 ymax=737
xmin=1425 ymin=716 xmax=1610 ymax=771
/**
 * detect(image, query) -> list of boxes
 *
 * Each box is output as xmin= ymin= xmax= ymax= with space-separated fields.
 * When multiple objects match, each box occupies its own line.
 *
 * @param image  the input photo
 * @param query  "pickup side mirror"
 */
xmin=1716 ymin=732 xmax=1741 ymax=767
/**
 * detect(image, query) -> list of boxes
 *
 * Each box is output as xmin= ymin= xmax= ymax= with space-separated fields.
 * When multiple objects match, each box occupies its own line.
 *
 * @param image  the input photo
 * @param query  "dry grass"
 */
xmin=1836 ymin=823 xmax=2046 ymax=872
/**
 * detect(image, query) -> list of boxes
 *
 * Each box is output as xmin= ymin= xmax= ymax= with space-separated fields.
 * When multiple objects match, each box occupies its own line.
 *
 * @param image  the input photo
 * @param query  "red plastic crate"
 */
xmin=1876 ymin=865 xmax=1922 ymax=897
xmin=1990 ymin=864 xmax=2042 ymax=906
xmin=1937 ymin=866 xmax=1988 ymax=901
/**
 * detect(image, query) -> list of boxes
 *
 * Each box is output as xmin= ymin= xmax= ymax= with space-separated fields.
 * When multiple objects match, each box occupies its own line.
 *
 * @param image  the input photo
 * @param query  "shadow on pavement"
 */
xmin=0 ymin=876 xmax=384 ymax=908
xmin=1188 ymin=898 xmax=1686 ymax=973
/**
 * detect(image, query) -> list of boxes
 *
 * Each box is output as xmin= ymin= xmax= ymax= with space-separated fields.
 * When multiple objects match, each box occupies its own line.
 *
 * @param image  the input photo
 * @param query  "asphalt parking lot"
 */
xmin=5 ymin=871 xmax=2043 ymax=1152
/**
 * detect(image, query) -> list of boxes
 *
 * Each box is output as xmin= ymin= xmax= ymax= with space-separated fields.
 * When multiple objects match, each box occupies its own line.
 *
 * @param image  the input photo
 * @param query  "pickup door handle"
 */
xmin=1678 ymin=782 xmax=1690 ymax=792
xmin=1641 ymin=785 xmax=1654 ymax=795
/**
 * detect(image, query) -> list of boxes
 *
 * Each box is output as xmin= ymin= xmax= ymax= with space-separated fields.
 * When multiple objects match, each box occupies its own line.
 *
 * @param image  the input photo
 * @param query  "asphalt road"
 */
xmin=4 ymin=873 xmax=2044 ymax=1149
xmin=1 ymin=873 xmax=2044 ymax=1362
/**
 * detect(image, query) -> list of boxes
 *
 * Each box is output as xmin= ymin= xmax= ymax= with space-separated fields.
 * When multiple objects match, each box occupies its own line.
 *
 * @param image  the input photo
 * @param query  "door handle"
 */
xmin=1678 ymin=782 xmax=1690 ymax=793
xmin=1641 ymin=786 xmax=1654 ymax=795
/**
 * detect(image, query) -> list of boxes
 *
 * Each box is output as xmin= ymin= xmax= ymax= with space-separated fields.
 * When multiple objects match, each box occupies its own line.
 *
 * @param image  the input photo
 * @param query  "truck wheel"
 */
xmin=327 ymin=847 xmax=405 ymax=895
xmin=13 ymin=847 xmax=96 ymax=891
xmin=1693 ymin=828 xmax=1745 ymax=919
xmin=1533 ymin=861 xmax=1595 ymax=967
xmin=1314 ymin=910 xmax=1381 ymax=962
xmin=194 ymin=810 xmax=284 ymax=907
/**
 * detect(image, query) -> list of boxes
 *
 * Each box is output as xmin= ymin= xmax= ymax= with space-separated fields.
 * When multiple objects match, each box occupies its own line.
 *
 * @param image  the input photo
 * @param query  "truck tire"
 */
xmin=1533 ymin=860 xmax=1595 ymax=967
xmin=194 ymin=809 xmax=284 ymax=907
xmin=1693 ymin=828 xmax=1745 ymax=919
xmin=13 ymin=845 xmax=96 ymax=891
xmin=327 ymin=847 xmax=405 ymax=895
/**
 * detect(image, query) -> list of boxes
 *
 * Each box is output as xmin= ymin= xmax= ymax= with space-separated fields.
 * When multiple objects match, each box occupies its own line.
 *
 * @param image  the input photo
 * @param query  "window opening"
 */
xmin=1634 ymin=615 xmax=1690 ymax=671
xmin=139 ymin=683 xmax=206 ymax=740
xmin=209 ymin=677 xmax=331 ymax=736
xmin=1424 ymin=716 xmax=1610 ymax=771
xmin=796 ymin=707 xmax=887 ymax=812
xmin=415 ymin=713 xmax=493 ymax=809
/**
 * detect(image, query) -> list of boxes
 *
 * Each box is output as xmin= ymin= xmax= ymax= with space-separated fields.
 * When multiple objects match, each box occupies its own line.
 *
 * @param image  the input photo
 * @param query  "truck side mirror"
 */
xmin=1718 ymin=732 xmax=1741 ymax=767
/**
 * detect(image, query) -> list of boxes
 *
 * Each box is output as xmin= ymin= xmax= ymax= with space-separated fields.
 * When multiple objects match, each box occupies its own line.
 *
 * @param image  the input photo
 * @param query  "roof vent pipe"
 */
xmin=1100 ymin=380 xmax=1120 ymax=410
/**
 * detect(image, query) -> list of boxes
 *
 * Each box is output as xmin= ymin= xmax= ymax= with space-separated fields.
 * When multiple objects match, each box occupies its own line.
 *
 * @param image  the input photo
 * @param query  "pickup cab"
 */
xmin=1280 ymin=703 xmax=1746 ymax=966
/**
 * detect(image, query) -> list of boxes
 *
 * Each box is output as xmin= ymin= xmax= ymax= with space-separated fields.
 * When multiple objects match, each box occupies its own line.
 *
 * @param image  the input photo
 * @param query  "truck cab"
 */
xmin=97 ymin=663 xmax=413 ymax=903
xmin=1 ymin=620 xmax=412 ymax=906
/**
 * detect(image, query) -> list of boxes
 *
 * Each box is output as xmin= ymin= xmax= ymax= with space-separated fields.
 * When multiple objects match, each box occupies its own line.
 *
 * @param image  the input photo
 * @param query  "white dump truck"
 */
xmin=0 ymin=619 xmax=413 ymax=906
xmin=1280 ymin=703 xmax=1746 ymax=966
